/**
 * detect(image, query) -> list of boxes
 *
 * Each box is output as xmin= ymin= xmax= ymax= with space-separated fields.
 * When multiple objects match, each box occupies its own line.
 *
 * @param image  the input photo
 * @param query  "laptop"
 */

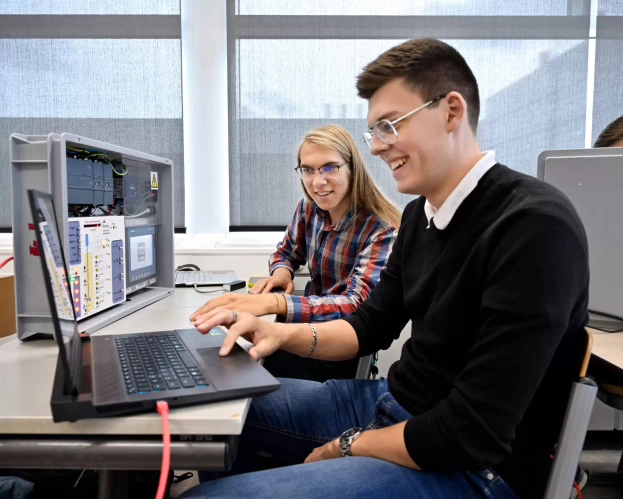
xmin=28 ymin=189 xmax=280 ymax=422
xmin=175 ymin=267 xmax=238 ymax=287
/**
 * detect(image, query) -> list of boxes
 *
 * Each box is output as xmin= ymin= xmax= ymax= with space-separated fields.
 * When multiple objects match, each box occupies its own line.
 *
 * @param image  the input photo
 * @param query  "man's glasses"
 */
xmin=294 ymin=162 xmax=347 ymax=180
xmin=363 ymin=94 xmax=447 ymax=149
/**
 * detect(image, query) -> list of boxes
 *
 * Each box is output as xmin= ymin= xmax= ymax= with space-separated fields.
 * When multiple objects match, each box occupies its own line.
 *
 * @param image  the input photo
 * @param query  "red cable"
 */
xmin=573 ymin=481 xmax=583 ymax=499
xmin=0 ymin=256 xmax=14 ymax=270
xmin=156 ymin=401 xmax=171 ymax=499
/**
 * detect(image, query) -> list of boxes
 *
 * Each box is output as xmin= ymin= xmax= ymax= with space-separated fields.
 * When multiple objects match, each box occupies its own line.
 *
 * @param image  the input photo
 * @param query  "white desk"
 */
xmin=0 ymin=287 xmax=275 ymax=497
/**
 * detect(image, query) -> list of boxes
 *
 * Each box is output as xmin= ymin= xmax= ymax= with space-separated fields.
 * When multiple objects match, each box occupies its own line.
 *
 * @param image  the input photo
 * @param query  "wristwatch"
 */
xmin=339 ymin=427 xmax=363 ymax=457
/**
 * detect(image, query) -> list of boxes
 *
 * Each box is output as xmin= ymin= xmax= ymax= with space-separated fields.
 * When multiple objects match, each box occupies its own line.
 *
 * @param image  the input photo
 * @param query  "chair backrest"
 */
xmin=355 ymin=355 xmax=373 ymax=379
xmin=544 ymin=329 xmax=598 ymax=499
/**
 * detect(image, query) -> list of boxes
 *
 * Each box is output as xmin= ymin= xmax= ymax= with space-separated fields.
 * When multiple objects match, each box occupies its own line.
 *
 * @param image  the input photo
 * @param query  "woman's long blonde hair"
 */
xmin=297 ymin=125 xmax=401 ymax=228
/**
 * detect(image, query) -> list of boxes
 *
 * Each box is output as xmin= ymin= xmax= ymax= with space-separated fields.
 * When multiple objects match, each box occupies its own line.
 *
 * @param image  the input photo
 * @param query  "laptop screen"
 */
xmin=29 ymin=190 xmax=82 ymax=393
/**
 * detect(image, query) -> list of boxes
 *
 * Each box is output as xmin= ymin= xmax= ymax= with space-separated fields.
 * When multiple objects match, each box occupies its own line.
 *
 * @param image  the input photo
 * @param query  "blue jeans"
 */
xmin=183 ymin=378 xmax=518 ymax=499
xmin=0 ymin=476 xmax=33 ymax=499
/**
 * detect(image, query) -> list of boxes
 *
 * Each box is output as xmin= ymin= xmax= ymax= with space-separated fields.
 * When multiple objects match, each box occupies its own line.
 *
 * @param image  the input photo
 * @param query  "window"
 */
xmin=0 ymin=1 xmax=185 ymax=230
xmin=592 ymin=0 xmax=623 ymax=145
xmin=227 ymin=0 xmax=595 ymax=229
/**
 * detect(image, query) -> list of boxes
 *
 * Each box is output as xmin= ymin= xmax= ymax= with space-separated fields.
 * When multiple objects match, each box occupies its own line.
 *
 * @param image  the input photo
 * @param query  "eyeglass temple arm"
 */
xmin=390 ymin=94 xmax=447 ymax=127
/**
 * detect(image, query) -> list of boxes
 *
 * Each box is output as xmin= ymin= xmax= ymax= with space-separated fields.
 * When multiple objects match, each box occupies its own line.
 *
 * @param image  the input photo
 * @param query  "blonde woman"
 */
xmin=191 ymin=125 xmax=399 ymax=381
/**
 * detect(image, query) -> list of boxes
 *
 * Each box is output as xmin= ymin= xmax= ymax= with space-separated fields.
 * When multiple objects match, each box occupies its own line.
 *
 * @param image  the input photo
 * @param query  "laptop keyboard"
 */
xmin=175 ymin=271 xmax=211 ymax=285
xmin=116 ymin=333 xmax=209 ymax=395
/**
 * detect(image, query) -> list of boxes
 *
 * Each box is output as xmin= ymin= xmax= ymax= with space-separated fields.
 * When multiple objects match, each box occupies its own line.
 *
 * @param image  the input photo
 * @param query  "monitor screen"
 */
xmin=126 ymin=225 xmax=157 ymax=293
xmin=29 ymin=190 xmax=81 ymax=393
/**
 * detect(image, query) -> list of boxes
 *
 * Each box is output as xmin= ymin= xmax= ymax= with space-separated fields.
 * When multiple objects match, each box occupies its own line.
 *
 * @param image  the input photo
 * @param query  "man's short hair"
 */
xmin=594 ymin=115 xmax=623 ymax=148
xmin=356 ymin=38 xmax=480 ymax=133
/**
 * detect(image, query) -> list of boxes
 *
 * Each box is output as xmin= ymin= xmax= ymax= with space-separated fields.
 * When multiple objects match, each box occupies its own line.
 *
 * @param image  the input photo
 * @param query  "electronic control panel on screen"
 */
xmin=39 ymin=220 xmax=74 ymax=321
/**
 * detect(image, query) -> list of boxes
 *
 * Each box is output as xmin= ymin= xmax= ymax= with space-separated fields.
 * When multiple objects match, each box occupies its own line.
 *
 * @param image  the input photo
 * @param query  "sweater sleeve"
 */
xmin=268 ymin=198 xmax=308 ymax=277
xmin=344 ymin=202 xmax=416 ymax=354
xmin=403 ymin=208 xmax=589 ymax=470
xmin=283 ymin=226 xmax=396 ymax=323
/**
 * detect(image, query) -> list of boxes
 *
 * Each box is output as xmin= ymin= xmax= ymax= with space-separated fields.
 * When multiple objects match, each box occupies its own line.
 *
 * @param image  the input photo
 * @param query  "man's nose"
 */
xmin=369 ymin=135 xmax=389 ymax=156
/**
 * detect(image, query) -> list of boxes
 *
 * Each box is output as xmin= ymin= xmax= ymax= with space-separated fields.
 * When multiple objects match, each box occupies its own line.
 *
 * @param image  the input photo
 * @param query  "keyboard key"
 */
xmin=127 ymin=387 xmax=137 ymax=394
xmin=177 ymin=351 xmax=198 ymax=368
xmin=166 ymin=380 xmax=182 ymax=389
xmin=193 ymin=378 xmax=208 ymax=386
xmin=179 ymin=377 xmax=195 ymax=388
xmin=151 ymin=382 xmax=166 ymax=390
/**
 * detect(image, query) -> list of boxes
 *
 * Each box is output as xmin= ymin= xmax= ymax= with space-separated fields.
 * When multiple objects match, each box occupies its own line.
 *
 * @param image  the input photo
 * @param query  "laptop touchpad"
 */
xmin=196 ymin=345 xmax=266 ymax=390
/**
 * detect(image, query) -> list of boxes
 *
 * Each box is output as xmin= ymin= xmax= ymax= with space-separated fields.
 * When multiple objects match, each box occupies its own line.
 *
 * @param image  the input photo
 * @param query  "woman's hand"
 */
xmin=250 ymin=267 xmax=295 ymax=294
xmin=193 ymin=308 xmax=284 ymax=360
xmin=189 ymin=293 xmax=278 ymax=322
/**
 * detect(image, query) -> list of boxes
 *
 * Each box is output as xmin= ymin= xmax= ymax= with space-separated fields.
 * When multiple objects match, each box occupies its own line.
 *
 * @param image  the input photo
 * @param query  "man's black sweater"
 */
xmin=345 ymin=164 xmax=589 ymax=498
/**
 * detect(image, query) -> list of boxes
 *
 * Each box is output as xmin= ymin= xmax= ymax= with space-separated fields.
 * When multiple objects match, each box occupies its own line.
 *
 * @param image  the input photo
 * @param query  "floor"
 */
xmin=579 ymin=450 xmax=623 ymax=499
xmin=170 ymin=451 xmax=623 ymax=498
xmin=170 ymin=471 xmax=199 ymax=497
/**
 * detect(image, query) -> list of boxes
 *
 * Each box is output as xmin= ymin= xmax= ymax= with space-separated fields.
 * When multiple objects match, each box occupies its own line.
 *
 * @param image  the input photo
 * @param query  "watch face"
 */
xmin=340 ymin=427 xmax=363 ymax=457
xmin=341 ymin=427 xmax=362 ymax=439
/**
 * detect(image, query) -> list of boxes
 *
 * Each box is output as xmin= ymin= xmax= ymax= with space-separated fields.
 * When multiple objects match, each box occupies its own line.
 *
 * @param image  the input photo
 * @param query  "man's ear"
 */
xmin=444 ymin=91 xmax=467 ymax=134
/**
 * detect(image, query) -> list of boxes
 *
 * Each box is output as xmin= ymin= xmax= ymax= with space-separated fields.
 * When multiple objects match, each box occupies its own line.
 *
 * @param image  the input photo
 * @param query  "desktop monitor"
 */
xmin=538 ymin=148 xmax=623 ymax=320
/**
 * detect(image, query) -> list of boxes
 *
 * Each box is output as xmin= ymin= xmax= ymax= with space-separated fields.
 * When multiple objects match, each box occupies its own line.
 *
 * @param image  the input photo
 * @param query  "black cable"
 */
xmin=588 ymin=309 xmax=623 ymax=323
xmin=193 ymin=284 xmax=223 ymax=294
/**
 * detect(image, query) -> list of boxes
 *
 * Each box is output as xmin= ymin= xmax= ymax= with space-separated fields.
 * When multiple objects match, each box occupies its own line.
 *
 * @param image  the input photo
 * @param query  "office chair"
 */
xmin=584 ymin=322 xmax=623 ymax=486
xmin=355 ymin=354 xmax=374 ymax=380
xmin=544 ymin=329 xmax=598 ymax=499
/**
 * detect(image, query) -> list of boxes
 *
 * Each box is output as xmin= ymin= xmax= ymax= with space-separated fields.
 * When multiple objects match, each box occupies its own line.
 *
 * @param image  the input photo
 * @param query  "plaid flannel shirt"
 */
xmin=269 ymin=197 xmax=397 ymax=323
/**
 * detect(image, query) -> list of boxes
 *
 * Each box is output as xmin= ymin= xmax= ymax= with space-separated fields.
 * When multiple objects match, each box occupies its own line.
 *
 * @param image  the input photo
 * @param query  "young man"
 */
xmin=184 ymin=39 xmax=589 ymax=499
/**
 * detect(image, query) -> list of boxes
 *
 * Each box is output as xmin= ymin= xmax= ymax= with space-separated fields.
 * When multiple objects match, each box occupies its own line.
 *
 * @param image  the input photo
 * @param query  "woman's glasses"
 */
xmin=294 ymin=162 xmax=347 ymax=180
